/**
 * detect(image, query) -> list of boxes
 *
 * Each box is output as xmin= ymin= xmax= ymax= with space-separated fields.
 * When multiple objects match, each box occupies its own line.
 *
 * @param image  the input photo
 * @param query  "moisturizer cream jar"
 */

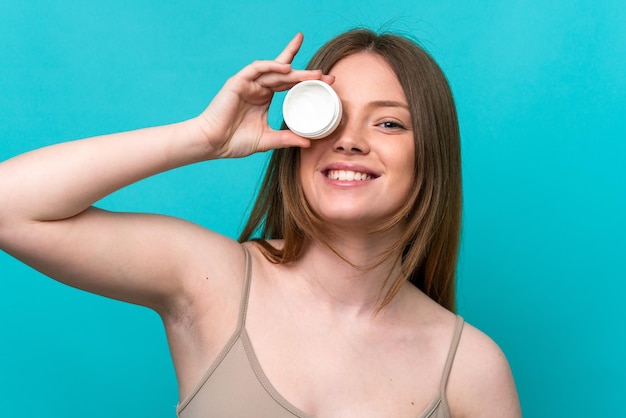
xmin=282 ymin=80 xmax=342 ymax=139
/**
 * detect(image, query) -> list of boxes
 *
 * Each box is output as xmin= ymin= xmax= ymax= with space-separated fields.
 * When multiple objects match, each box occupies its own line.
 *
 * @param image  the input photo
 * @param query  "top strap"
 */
xmin=238 ymin=245 xmax=253 ymax=329
xmin=439 ymin=315 xmax=465 ymax=393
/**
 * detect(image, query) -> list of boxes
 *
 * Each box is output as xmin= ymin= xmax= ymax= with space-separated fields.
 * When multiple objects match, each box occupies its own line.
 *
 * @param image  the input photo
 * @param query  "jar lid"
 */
xmin=282 ymin=80 xmax=342 ymax=139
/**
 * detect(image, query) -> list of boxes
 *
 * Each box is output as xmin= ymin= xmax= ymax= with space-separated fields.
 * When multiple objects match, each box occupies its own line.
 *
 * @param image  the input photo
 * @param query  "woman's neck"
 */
xmin=291 ymin=229 xmax=407 ymax=318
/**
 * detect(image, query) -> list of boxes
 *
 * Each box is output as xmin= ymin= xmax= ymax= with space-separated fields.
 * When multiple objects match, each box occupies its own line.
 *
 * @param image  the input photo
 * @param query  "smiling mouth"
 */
xmin=326 ymin=169 xmax=375 ymax=181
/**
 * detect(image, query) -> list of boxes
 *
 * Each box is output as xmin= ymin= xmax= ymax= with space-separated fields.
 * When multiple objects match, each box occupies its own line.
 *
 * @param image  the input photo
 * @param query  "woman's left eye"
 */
xmin=378 ymin=120 xmax=406 ymax=130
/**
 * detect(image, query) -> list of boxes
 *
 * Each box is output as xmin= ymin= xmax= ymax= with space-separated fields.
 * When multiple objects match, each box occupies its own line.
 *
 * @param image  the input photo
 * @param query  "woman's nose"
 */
xmin=332 ymin=120 xmax=370 ymax=155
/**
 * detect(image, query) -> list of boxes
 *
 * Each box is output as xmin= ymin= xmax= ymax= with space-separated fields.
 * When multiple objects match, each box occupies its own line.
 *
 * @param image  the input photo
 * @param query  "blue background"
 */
xmin=1 ymin=1 xmax=624 ymax=416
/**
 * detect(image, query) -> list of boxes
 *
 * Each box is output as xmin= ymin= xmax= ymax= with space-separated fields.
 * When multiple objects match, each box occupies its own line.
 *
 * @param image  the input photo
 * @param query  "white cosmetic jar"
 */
xmin=282 ymin=80 xmax=342 ymax=139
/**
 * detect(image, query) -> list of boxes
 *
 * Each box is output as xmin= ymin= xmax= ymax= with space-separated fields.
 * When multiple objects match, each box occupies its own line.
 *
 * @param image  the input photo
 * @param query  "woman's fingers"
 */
xmin=236 ymin=60 xmax=292 ymax=82
xmin=255 ymin=69 xmax=325 ymax=90
xmin=235 ymin=61 xmax=328 ymax=95
xmin=261 ymin=128 xmax=312 ymax=151
xmin=234 ymin=32 xmax=335 ymax=94
xmin=275 ymin=32 xmax=304 ymax=64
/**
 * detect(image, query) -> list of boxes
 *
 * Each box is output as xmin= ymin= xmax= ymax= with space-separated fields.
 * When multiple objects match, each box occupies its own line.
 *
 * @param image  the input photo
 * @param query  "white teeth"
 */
xmin=327 ymin=170 xmax=373 ymax=181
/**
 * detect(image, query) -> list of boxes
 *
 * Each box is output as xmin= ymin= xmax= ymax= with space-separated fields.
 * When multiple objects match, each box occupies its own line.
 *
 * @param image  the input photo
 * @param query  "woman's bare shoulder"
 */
xmin=447 ymin=319 xmax=522 ymax=418
xmin=179 ymin=229 xmax=249 ymax=303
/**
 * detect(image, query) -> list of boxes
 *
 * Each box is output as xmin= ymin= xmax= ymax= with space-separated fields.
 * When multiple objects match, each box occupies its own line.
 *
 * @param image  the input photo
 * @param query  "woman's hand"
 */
xmin=196 ymin=33 xmax=334 ymax=159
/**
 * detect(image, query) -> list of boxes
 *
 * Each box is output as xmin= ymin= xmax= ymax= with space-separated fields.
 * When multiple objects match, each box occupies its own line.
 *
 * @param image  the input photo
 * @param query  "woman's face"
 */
xmin=299 ymin=52 xmax=415 ymax=232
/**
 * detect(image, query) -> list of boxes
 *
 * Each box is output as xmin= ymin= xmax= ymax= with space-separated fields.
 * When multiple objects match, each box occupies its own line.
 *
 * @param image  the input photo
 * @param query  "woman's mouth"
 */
xmin=325 ymin=169 xmax=374 ymax=181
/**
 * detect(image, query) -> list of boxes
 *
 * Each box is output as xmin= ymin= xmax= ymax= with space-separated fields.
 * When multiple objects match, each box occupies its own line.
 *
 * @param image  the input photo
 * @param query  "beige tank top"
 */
xmin=176 ymin=247 xmax=464 ymax=418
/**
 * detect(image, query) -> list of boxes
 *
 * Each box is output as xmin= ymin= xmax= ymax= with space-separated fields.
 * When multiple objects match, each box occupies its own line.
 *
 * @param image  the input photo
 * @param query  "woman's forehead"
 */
xmin=329 ymin=52 xmax=407 ymax=108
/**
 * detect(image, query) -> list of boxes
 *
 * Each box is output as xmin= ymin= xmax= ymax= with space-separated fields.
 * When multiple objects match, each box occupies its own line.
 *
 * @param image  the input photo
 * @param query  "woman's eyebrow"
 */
xmin=366 ymin=100 xmax=410 ymax=110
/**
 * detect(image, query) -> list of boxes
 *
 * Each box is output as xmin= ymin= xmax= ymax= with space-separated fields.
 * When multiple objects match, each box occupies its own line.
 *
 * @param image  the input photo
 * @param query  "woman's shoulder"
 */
xmin=447 ymin=319 xmax=522 ymax=417
xmin=172 ymin=231 xmax=249 ymax=317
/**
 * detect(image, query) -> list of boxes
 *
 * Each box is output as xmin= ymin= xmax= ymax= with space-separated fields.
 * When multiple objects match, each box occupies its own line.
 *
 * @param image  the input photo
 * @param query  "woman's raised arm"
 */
xmin=0 ymin=33 xmax=329 ymax=315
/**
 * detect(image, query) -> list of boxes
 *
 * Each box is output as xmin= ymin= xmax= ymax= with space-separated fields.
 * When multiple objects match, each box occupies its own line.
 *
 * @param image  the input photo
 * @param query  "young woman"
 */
xmin=0 ymin=29 xmax=521 ymax=417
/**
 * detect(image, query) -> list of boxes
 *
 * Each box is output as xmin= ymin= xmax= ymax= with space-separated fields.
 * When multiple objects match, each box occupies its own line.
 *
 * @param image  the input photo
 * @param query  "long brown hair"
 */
xmin=239 ymin=29 xmax=462 ymax=312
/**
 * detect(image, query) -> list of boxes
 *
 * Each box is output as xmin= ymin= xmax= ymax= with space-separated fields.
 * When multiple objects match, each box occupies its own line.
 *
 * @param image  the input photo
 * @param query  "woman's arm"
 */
xmin=0 ymin=119 xmax=224 ymax=313
xmin=0 ymin=33 xmax=329 ymax=316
